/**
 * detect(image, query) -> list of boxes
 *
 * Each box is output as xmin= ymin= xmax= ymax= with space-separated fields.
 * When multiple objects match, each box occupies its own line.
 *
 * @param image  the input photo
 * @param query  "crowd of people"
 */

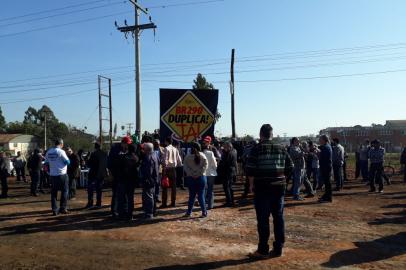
xmin=0 ymin=124 xmax=406 ymax=259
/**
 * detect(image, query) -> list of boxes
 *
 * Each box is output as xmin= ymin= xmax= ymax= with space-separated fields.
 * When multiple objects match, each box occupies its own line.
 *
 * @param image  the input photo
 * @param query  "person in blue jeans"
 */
xmin=246 ymin=124 xmax=293 ymax=259
xmin=45 ymin=139 xmax=71 ymax=216
xmin=289 ymin=137 xmax=307 ymax=201
xmin=202 ymin=136 xmax=218 ymax=210
xmin=183 ymin=142 xmax=208 ymax=218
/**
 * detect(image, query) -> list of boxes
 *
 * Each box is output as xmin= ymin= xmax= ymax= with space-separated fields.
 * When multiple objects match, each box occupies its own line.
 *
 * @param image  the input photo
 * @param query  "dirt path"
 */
xmin=0 ymin=178 xmax=405 ymax=270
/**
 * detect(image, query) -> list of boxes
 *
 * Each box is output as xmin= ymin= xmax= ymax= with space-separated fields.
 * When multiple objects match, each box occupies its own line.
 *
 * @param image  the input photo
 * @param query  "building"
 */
xmin=320 ymin=120 xmax=406 ymax=153
xmin=0 ymin=134 xmax=40 ymax=156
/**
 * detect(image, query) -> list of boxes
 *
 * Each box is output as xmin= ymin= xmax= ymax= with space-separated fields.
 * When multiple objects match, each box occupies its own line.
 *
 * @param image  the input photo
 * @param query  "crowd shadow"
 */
xmin=382 ymin=203 xmax=406 ymax=209
xmin=322 ymin=232 xmax=406 ymax=268
xmin=0 ymin=202 xmax=213 ymax=236
xmin=369 ymin=202 xmax=406 ymax=225
xmin=381 ymin=191 xmax=406 ymax=196
xmin=285 ymin=200 xmax=321 ymax=208
xmin=390 ymin=195 xmax=406 ymax=200
xmin=145 ymin=258 xmax=254 ymax=270
xmin=333 ymin=191 xmax=367 ymax=197
xmin=0 ymin=199 xmax=49 ymax=207
xmin=0 ymin=209 xmax=52 ymax=222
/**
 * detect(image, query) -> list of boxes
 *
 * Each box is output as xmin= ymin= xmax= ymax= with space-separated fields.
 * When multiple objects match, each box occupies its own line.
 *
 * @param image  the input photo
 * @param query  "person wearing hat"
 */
xmin=183 ymin=142 xmax=208 ymax=217
xmin=202 ymin=136 xmax=218 ymax=210
xmin=45 ymin=138 xmax=70 ymax=215
xmin=86 ymin=142 xmax=108 ymax=209
xmin=368 ymin=140 xmax=385 ymax=193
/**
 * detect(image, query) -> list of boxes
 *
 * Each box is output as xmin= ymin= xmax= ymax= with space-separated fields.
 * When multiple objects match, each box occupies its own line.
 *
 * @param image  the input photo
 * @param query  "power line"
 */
xmin=0 ymin=80 xmax=133 ymax=105
xmin=147 ymin=0 xmax=225 ymax=9
xmin=0 ymin=76 xmax=134 ymax=92
xmin=2 ymin=42 xmax=406 ymax=85
xmin=0 ymin=1 xmax=126 ymax=28
xmin=0 ymin=0 xmax=106 ymax=22
xmin=232 ymin=68 xmax=406 ymax=83
xmin=2 ymin=68 xmax=406 ymax=105
xmin=1 ymin=52 xmax=405 ymax=90
xmin=80 ymin=104 xmax=100 ymax=128
xmin=140 ymin=56 xmax=406 ymax=77
xmin=0 ymin=10 xmax=132 ymax=39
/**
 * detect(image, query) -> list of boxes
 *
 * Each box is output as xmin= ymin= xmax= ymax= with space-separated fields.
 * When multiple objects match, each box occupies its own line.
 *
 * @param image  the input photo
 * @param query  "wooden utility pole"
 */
xmin=230 ymin=49 xmax=236 ymax=139
xmin=115 ymin=0 xmax=157 ymax=140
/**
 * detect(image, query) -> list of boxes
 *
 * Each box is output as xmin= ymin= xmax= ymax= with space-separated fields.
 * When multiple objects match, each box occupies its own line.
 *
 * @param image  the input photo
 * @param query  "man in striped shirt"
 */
xmin=246 ymin=124 xmax=293 ymax=259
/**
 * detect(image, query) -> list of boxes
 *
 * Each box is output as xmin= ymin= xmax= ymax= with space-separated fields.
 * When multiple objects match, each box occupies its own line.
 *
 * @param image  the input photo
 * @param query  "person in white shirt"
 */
xmin=202 ymin=136 xmax=217 ymax=210
xmin=183 ymin=142 xmax=208 ymax=218
xmin=45 ymin=138 xmax=70 ymax=216
xmin=161 ymin=136 xmax=182 ymax=208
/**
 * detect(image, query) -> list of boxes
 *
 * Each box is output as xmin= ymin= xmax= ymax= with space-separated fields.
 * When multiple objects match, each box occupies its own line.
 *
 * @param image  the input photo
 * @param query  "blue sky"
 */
xmin=1 ymin=0 xmax=406 ymax=138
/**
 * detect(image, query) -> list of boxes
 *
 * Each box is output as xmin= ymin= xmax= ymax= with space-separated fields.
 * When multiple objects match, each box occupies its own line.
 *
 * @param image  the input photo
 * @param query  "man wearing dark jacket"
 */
xmin=116 ymin=137 xmax=139 ymax=220
xmin=318 ymin=135 xmax=333 ymax=203
xmin=401 ymin=147 xmax=406 ymax=183
xmin=66 ymin=147 xmax=80 ymax=199
xmin=0 ymin=151 xmax=10 ymax=198
xmin=27 ymin=149 xmax=43 ymax=196
xmin=87 ymin=143 xmax=108 ymax=208
xmin=218 ymin=142 xmax=237 ymax=207
xmin=140 ymin=143 xmax=159 ymax=219
xmin=246 ymin=124 xmax=293 ymax=259
xmin=108 ymin=142 xmax=122 ymax=217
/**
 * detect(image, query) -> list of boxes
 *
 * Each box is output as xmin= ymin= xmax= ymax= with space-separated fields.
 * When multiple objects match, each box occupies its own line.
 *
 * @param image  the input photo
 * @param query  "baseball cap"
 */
xmin=203 ymin=136 xmax=212 ymax=144
xmin=121 ymin=136 xmax=133 ymax=145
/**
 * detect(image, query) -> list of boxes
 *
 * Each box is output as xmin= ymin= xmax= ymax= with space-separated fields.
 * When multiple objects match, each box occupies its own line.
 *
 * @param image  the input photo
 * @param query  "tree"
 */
xmin=192 ymin=73 xmax=221 ymax=122
xmin=23 ymin=106 xmax=39 ymax=125
xmin=240 ymin=134 xmax=255 ymax=142
xmin=193 ymin=73 xmax=214 ymax=90
xmin=0 ymin=106 xmax=6 ymax=132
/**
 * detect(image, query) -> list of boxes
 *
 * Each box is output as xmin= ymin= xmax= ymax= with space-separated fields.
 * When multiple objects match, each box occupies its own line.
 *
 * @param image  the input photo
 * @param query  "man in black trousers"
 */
xmin=246 ymin=124 xmax=293 ymax=259
xmin=318 ymin=135 xmax=333 ymax=203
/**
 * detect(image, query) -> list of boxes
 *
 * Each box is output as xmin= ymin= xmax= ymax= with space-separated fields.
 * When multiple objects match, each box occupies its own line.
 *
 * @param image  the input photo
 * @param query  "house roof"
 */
xmin=0 ymin=134 xmax=21 ymax=144
xmin=386 ymin=120 xmax=406 ymax=127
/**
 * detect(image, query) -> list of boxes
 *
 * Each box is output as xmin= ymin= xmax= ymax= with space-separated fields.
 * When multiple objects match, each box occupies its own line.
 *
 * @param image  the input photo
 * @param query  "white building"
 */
xmin=0 ymin=134 xmax=39 ymax=156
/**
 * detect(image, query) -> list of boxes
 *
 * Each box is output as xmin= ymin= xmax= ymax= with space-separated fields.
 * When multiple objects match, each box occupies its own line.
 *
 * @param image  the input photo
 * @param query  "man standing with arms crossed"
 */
xmin=246 ymin=124 xmax=293 ymax=259
xmin=45 ymin=139 xmax=70 ymax=216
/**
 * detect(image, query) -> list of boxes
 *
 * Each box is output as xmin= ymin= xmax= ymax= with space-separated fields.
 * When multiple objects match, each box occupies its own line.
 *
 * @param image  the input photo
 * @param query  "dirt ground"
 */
xmin=0 ymin=176 xmax=405 ymax=270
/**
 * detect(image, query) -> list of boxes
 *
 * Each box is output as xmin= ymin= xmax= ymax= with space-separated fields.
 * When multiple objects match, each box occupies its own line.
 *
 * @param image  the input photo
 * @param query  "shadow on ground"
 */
xmin=145 ymin=258 xmax=255 ymax=270
xmin=322 ymin=232 xmax=406 ymax=268
xmin=0 ymin=207 xmax=197 ymax=236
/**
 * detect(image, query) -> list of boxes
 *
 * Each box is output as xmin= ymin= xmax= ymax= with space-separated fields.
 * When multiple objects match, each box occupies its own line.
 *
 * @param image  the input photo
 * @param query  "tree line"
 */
xmin=0 ymin=105 xmax=94 ymax=152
